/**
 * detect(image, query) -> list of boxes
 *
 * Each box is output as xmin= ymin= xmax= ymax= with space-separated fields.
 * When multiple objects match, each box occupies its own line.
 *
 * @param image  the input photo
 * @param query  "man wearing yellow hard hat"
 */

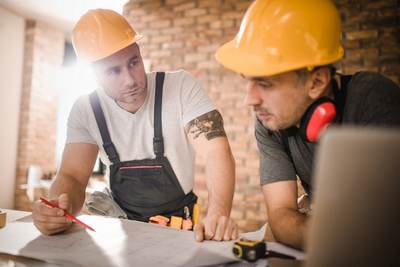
xmin=32 ymin=9 xmax=238 ymax=242
xmin=216 ymin=0 xmax=400 ymax=249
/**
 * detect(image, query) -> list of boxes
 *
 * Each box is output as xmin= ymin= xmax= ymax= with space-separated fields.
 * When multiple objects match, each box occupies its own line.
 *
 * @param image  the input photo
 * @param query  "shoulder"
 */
xmin=164 ymin=69 xmax=200 ymax=86
xmin=70 ymin=94 xmax=91 ymax=115
xmin=345 ymin=72 xmax=400 ymax=124
xmin=67 ymin=93 xmax=93 ymax=128
xmin=150 ymin=70 xmax=200 ymax=93
xmin=347 ymin=71 xmax=400 ymax=99
xmin=165 ymin=69 xmax=195 ymax=79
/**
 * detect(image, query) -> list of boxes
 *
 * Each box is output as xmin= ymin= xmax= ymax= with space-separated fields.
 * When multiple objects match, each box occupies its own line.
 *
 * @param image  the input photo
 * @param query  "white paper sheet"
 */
xmin=0 ymin=214 xmax=238 ymax=267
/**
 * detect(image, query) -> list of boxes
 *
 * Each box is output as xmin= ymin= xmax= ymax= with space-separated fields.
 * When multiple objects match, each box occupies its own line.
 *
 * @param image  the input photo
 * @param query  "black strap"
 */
xmin=89 ymin=92 xmax=120 ymax=164
xmin=153 ymin=72 xmax=165 ymax=158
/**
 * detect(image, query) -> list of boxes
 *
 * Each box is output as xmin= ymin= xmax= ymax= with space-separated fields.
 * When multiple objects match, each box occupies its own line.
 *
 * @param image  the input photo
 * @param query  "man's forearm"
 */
xmin=49 ymin=174 xmax=86 ymax=215
xmin=269 ymin=207 xmax=308 ymax=249
xmin=205 ymin=140 xmax=235 ymax=216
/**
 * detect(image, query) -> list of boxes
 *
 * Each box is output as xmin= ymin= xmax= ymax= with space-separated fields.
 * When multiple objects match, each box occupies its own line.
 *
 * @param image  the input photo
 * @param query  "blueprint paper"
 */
xmin=0 ymin=214 xmax=238 ymax=267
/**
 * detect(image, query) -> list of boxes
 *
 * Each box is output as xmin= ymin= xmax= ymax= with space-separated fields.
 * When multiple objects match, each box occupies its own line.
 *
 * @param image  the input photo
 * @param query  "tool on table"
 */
xmin=40 ymin=197 xmax=95 ymax=232
xmin=233 ymin=239 xmax=296 ymax=262
xmin=233 ymin=239 xmax=266 ymax=262
xmin=192 ymin=203 xmax=200 ymax=225
xmin=182 ymin=206 xmax=193 ymax=230
xmin=149 ymin=215 xmax=169 ymax=226
xmin=0 ymin=210 xmax=6 ymax=228
xmin=170 ymin=216 xmax=183 ymax=229
xmin=149 ymin=204 xmax=198 ymax=230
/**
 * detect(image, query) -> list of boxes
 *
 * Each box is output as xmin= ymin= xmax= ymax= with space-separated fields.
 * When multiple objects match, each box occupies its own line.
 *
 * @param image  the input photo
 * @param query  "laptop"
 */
xmin=305 ymin=127 xmax=400 ymax=267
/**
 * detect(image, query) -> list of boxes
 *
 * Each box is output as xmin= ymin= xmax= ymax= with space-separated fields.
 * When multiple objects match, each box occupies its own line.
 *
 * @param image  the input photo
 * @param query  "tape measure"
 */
xmin=0 ymin=210 xmax=6 ymax=228
xmin=232 ymin=239 xmax=266 ymax=262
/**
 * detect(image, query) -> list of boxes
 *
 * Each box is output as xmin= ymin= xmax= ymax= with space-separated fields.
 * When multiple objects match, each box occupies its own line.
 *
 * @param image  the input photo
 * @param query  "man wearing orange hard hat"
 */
xmin=216 ymin=0 xmax=400 ymax=249
xmin=32 ymin=9 xmax=238 ymax=242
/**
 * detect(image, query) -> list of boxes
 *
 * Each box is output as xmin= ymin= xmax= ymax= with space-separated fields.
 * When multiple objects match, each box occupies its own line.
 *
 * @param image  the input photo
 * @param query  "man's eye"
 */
xmin=258 ymin=82 xmax=272 ymax=88
xmin=129 ymin=60 xmax=138 ymax=67
xmin=108 ymin=68 xmax=120 ymax=75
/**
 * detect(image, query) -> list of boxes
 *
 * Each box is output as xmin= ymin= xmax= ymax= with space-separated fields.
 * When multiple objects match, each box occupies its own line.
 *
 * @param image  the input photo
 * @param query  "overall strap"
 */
xmin=153 ymin=72 xmax=165 ymax=158
xmin=89 ymin=91 xmax=120 ymax=165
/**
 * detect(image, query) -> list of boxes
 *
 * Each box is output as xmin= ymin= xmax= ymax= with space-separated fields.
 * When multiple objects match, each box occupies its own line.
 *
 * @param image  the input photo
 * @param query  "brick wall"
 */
xmin=336 ymin=0 xmax=400 ymax=84
xmin=123 ymin=0 xmax=399 ymax=232
xmin=14 ymin=20 xmax=65 ymax=210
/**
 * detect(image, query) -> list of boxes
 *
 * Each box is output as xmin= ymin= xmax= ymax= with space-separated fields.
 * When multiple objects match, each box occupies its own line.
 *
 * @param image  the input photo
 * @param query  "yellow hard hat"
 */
xmin=215 ymin=0 xmax=344 ymax=77
xmin=72 ymin=9 xmax=142 ymax=62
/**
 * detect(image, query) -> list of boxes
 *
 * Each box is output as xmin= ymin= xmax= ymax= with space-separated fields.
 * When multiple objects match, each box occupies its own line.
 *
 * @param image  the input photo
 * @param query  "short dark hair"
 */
xmin=295 ymin=64 xmax=336 ymax=84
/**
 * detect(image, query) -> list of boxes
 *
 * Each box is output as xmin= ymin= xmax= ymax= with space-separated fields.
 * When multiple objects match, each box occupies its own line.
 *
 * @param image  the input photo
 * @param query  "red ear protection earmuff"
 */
xmin=299 ymin=97 xmax=337 ymax=142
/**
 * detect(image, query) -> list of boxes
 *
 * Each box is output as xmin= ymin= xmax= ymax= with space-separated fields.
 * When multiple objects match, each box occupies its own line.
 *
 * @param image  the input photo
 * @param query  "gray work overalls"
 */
xmin=89 ymin=72 xmax=197 ymax=222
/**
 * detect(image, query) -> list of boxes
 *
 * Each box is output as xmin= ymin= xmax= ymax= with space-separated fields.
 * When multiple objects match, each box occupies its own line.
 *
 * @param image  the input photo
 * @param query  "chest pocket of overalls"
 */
xmin=111 ymin=157 xmax=185 ymax=208
xmin=90 ymin=72 xmax=197 ymax=222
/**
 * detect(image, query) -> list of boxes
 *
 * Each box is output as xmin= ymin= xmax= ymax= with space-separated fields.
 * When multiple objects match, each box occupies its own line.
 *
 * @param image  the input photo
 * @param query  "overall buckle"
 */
xmin=153 ymin=137 xmax=164 ymax=156
xmin=103 ymin=142 xmax=120 ymax=163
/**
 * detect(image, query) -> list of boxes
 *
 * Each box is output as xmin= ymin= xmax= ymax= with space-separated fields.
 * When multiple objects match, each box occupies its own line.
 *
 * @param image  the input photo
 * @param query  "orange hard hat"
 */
xmin=72 ymin=9 xmax=142 ymax=62
xmin=215 ymin=0 xmax=344 ymax=77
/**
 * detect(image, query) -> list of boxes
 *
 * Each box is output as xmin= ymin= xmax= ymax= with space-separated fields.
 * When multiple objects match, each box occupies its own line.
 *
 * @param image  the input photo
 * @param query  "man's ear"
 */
xmin=306 ymin=67 xmax=331 ymax=100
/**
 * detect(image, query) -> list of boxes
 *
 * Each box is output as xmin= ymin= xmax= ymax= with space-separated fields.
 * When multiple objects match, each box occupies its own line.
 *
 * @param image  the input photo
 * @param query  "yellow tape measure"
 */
xmin=0 ymin=210 xmax=6 ymax=228
xmin=232 ymin=239 xmax=266 ymax=262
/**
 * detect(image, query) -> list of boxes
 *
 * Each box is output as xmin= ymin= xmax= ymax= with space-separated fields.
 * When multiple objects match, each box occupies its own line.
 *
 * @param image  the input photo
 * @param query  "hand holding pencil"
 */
xmin=32 ymin=193 xmax=73 ymax=235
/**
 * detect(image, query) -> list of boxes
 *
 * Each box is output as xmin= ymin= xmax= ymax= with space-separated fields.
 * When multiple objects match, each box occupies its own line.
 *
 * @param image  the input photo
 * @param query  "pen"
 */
xmin=39 ymin=197 xmax=95 ymax=232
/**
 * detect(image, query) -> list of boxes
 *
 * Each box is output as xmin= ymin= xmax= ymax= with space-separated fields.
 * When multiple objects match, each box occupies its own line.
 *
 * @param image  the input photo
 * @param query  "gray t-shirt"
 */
xmin=256 ymin=72 xmax=400 ymax=196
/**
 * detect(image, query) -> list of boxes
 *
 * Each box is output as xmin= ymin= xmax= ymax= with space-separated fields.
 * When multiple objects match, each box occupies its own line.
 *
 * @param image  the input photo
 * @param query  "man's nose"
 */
xmin=244 ymin=81 xmax=262 ymax=106
xmin=122 ymin=67 xmax=135 ymax=88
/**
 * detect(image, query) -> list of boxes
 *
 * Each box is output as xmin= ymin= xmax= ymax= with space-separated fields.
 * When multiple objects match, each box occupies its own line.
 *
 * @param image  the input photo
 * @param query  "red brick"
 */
xmin=173 ymin=17 xmax=195 ymax=26
xmin=165 ymin=0 xmax=186 ymax=4
xmin=150 ymin=35 xmax=172 ymax=44
xmin=150 ymin=19 xmax=171 ymax=29
xmin=197 ymin=15 xmax=219 ymax=24
xmin=198 ymin=0 xmax=222 ymax=8
xmin=366 ymin=0 xmax=397 ymax=9
xmin=184 ymin=53 xmax=208 ymax=63
xmin=173 ymin=2 xmax=196 ymax=12
xmin=346 ymin=30 xmax=378 ymax=40
xmin=185 ymin=8 xmax=207 ymax=17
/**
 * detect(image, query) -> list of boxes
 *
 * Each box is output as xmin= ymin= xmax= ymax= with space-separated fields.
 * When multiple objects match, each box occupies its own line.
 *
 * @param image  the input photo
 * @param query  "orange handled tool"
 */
xmin=192 ymin=203 xmax=200 ymax=225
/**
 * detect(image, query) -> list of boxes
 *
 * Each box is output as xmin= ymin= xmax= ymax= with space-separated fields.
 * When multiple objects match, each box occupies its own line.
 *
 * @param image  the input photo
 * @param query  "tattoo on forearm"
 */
xmin=186 ymin=110 xmax=227 ymax=140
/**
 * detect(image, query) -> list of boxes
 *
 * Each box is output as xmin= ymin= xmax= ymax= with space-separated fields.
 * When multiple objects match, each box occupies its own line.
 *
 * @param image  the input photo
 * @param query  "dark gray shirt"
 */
xmin=256 ymin=72 xmax=400 ymax=196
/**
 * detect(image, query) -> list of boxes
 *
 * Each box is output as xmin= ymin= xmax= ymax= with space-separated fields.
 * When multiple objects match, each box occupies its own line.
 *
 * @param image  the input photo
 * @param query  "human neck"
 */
xmin=115 ymin=99 xmax=145 ymax=114
xmin=294 ymin=80 xmax=336 ymax=128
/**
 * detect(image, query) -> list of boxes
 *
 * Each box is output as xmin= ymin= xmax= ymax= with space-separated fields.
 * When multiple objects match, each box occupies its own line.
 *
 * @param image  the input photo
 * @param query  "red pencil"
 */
xmin=39 ymin=197 xmax=95 ymax=232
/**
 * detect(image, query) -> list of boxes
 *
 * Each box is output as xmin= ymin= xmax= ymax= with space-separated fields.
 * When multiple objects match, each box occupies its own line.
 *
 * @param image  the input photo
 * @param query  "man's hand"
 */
xmin=194 ymin=214 xmax=238 ymax=242
xmin=32 ymin=193 xmax=72 ymax=235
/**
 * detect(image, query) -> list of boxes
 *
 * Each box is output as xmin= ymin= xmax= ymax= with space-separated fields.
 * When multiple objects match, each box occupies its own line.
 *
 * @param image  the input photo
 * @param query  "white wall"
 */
xmin=0 ymin=6 xmax=25 ymax=208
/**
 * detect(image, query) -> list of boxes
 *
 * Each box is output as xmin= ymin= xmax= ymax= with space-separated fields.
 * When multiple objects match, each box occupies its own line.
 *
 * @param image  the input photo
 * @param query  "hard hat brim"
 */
xmin=215 ymin=39 xmax=344 ymax=78
xmin=92 ymin=34 xmax=144 ymax=62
